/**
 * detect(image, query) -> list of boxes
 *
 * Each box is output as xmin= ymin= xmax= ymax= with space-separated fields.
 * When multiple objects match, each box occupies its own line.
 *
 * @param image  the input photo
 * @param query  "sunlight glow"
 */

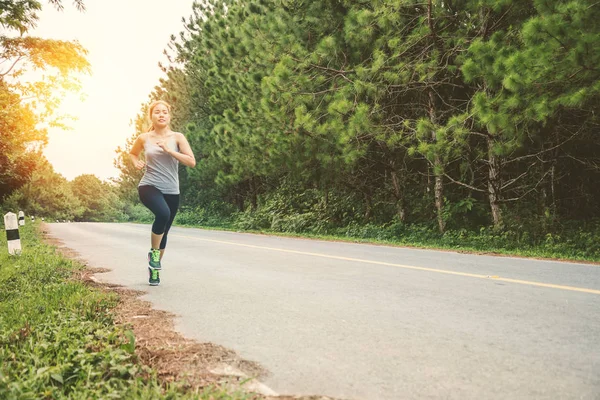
xmin=33 ymin=0 xmax=195 ymax=181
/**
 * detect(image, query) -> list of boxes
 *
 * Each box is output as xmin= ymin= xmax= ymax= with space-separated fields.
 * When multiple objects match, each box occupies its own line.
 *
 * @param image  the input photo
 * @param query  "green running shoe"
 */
xmin=148 ymin=248 xmax=161 ymax=270
xmin=148 ymin=267 xmax=160 ymax=286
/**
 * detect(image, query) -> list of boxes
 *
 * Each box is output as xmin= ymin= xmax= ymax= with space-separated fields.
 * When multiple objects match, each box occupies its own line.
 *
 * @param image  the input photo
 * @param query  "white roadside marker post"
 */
xmin=18 ymin=211 xmax=25 ymax=226
xmin=4 ymin=212 xmax=22 ymax=255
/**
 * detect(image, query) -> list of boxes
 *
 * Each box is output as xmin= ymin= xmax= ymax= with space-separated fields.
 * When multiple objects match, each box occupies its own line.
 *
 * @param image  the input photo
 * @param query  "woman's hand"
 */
xmin=156 ymin=139 xmax=172 ymax=155
xmin=133 ymin=159 xmax=145 ymax=170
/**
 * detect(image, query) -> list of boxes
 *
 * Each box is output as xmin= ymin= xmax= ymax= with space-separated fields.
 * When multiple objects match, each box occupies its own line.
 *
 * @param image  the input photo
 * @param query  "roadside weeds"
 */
xmin=43 ymin=229 xmax=340 ymax=400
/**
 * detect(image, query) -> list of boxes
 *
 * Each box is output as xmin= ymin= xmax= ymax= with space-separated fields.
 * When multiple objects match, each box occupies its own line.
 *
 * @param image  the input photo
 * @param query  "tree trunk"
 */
xmin=550 ymin=162 xmax=557 ymax=218
xmin=434 ymin=157 xmax=445 ymax=233
xmin=428 ymin=90 xmax=445 ymax=233
xmin=390 ymin=170 xmax=406 ymax=222
xmin=236 ymin=192 xmax=244 ymax=212
xmin=249 ymin=178 xmax=257 ymax=210
xmin=363 ymin=192 xmax=372 ymax=222
xmin=542 ymin=161 xmax=557 ymax=228
xmin=487 ymin=137 xmax=503 ymax=229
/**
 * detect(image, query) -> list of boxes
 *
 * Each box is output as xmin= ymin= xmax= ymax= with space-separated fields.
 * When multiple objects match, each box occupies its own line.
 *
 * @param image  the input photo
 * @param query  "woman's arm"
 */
xmin=129 ymin=134 xmax=146 ymax=170
xmin=159 ymin=133 xmax=196 ymax=168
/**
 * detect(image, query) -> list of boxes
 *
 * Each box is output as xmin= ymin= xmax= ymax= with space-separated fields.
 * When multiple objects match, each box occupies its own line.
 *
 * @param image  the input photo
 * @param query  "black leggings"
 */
xmin=138 ymin=185 xmax=180 ymax=250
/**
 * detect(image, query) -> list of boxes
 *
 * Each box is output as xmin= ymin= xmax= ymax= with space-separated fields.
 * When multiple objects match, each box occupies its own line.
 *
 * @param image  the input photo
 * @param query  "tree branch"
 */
xmin=501 ymin=129 xmax=581 ymax=165
xmin=443 ymin=172 xmax=485 ymax=192
xmin=500 ymin=169 xmax=552 ymax=202
xmin=0 ymin=55 xmax=24 ymax=77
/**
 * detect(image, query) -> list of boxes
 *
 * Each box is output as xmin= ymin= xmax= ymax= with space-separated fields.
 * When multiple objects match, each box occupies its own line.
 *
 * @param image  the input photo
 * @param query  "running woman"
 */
xmin=129 ymin=100 xmax=196 ymax=286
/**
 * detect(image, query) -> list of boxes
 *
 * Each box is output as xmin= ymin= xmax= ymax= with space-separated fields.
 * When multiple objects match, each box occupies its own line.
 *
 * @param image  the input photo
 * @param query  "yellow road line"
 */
xmin=168 ymin=233 xmax=600 ymax=296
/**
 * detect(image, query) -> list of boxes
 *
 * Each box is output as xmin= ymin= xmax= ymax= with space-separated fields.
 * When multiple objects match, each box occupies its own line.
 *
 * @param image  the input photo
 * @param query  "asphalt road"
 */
xmin=45 ymin=222 xmax=600 ymax=400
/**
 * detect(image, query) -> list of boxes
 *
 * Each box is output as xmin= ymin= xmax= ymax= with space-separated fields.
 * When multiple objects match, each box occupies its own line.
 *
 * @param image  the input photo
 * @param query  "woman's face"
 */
xmin=151 ymin=103 xmax=171 ymax=129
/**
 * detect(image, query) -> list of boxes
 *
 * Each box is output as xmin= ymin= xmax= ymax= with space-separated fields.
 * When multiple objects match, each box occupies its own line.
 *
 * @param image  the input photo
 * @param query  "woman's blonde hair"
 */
xmin=147 ymin=100 xmax=172 ymax=132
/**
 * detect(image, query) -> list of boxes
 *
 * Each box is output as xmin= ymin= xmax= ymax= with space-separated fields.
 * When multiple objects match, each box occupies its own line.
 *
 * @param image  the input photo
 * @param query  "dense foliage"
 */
xmin=2 ymin=0 xmax=599 ymax=261
xmin=0 ymin=0 xmax=89 ymax=201
xmin=113 ymin=0 xmax=599 ymax=239
xmin=2 ymin=159 xmax=129 ymax=221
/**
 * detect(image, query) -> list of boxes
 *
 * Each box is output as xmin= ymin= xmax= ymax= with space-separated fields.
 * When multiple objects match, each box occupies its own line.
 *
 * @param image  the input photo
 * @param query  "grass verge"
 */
xmin=0 ymin=222 xmax=257 ymax=399
xmin=172 ymin=219 xmax=600 ymax=264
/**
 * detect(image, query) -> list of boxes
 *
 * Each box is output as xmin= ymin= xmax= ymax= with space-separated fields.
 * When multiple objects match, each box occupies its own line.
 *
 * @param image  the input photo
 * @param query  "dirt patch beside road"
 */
xmin=42 ymin=226 xmax=340 ymax=400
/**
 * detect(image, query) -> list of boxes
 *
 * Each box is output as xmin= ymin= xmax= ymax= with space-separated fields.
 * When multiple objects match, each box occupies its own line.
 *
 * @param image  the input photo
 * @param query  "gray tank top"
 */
xmin=138 ymin=134 xmax=180 ymax=194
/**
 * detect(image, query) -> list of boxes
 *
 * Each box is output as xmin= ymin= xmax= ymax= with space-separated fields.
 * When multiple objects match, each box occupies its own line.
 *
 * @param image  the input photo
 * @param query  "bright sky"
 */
xmin=31 ymin=0 xmax=195 ymax=181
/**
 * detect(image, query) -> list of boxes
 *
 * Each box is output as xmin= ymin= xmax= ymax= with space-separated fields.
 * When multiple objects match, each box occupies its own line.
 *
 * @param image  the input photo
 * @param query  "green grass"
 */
xmin=0 ymin=222 xmax=255 ymax=399
xmin=171 ymin=211 xmax=600 ymax=263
